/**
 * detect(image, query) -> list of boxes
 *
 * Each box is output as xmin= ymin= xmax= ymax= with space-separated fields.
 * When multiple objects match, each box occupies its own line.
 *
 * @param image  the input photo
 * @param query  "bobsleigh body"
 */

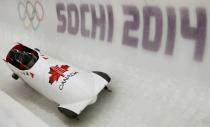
xmin=4 ymin=43 xmax=111 ymax=118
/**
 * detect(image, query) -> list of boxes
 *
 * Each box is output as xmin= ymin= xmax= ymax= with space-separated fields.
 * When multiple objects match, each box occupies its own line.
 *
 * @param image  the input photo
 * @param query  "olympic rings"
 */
xmin=17 ymin=0 xmax=44 ymax=30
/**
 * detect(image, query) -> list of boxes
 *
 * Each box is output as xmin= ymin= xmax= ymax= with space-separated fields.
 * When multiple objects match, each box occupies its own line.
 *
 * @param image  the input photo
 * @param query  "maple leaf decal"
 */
xmin=49 ymin=65 xmax=69 ymax=85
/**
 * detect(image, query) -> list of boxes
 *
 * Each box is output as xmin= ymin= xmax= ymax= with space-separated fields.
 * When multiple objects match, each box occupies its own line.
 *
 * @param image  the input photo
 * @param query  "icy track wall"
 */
xmin=0 ymin=0 xmax=210 ymax=127
xmin=0 ymin=0 xmax=209 ymax=74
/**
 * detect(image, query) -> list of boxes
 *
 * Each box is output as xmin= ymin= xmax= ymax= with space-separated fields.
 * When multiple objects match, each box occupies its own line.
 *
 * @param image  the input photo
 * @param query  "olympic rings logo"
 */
xmin=17 ymin=0 xmax=44 ymax=30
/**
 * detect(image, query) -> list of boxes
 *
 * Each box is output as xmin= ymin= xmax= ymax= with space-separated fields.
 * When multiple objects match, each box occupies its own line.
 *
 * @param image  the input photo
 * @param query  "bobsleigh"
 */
xmin=3 ymin=43 xmax=111 ymax=118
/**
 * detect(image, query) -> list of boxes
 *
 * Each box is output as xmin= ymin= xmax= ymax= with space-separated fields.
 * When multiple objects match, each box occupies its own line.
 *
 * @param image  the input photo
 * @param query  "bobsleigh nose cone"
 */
xmin=92 ymin=71 xmax=111 ymax=83
xmin=58 ymin=107 xmax=78 ymax=119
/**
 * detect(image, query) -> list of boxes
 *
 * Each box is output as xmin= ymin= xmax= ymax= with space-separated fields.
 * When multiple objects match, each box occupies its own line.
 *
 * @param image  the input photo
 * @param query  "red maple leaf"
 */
xmin=49 ymin=65 xmax=69 ymax=84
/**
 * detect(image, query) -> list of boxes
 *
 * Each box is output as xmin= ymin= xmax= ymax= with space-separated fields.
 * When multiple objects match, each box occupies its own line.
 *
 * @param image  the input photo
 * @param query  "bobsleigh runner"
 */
xmin=3 ymin=43 xmax=111 ymax=119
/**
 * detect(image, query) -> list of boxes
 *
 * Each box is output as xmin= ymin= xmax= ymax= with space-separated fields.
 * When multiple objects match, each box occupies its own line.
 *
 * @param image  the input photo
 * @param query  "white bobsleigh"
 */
xmin=3 ymin=43 xmax=111 ymax=118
